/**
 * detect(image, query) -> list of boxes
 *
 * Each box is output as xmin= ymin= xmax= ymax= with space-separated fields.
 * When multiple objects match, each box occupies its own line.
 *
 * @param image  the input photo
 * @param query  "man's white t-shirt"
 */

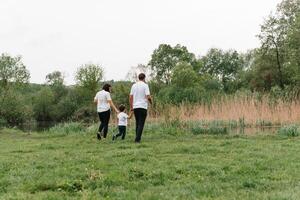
xmin=94 ymin=90 xmax=112 ymax=112
xmin=118 ymin=112 xmax=129 ymax=126
xmin=130 ymin=81 xmax=150 ymax=110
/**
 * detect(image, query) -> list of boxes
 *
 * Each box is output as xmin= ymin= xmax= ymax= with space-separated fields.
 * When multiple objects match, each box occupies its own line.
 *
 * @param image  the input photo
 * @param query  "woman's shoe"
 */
xmin=97 ymin=132 xmax=101 ymax=140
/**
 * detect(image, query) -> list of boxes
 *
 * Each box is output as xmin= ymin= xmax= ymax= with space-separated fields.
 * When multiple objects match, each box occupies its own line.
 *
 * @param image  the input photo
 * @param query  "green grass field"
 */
xmin=1 ymin=126 xmax=300 ymax=200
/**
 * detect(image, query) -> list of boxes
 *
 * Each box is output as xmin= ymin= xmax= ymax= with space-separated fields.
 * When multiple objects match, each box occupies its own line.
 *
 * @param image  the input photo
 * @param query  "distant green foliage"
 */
xmin=148 ymin=44 xmax=198 ymax=84
xmin=33 ymin=87 xmax=55 ymax=121
xmin=111 ymin=81 xmax=132 ymax=108
xmin=1 ymin=0 xmax=300 ymax=127
xmin=0 ymin=53 xmax=30 ymax=88
xmin=75 ymin=63 xmax=104 ymax=95
xmin=278 ymin=124 xmax=300 ymax=137
xmin=0 ymin=89 xmax=32 ymax=125
xmin=46 ymin=71 xmax=64 ymax=86
xmin=73 ymin=105 xmax=96 ymax=123
xmin=200 ymin=48 xmax=244 ymax=93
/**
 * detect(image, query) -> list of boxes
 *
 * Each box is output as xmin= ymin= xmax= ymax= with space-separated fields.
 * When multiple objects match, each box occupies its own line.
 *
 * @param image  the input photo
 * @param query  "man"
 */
xmin=130 ymin=73 xmax=152 ymax=143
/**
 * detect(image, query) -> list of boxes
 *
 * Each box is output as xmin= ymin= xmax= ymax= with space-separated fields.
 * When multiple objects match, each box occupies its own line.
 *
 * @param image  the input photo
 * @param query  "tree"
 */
xmin=75 ymin=63 xmax=104 ymax=94
xmin=111 ymin=81 xmax=132 ymax=107
xmin=148 ymin=44 xmax=196 ymax=84
xmin=46 ymin=71 xmax=64 ymax=86
xmin=156 ymin=62 xmax=205 ymax=104
xmin=285 ymin=13 xmax=300 ymax=86
xmin=257 ymin=0 xmax=300 ymax=89
xmin=171 ymin=62 xmax=199 ymax=88
xmin=0 ymin=89 xmax=33 ymax=125
xmin=33 ymin=87 xmax=55 ymax=121
xmin=258 ymin=15 xmax=286 ymax=89
xmin=200 ymin=48 xmax=244 ymax=93
xmin=126 ymin=64 xmax=152 ymax=82
xmin=0 ymin=53 xmax=30 ymax=88
xmin=45 ymin=70 xmax=67 ymax=102
xmin=248 ymin=50 xmax=281 ymax=91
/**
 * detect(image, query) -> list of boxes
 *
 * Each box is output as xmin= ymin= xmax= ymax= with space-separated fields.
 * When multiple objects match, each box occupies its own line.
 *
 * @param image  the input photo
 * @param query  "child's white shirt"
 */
xmin=118 ymin=112 xmax=129 ymax=126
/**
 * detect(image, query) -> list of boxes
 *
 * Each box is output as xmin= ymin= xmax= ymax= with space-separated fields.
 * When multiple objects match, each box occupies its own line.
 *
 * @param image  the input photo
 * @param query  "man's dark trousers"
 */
xmin=133 ymin=108 xmax=147 ymax=142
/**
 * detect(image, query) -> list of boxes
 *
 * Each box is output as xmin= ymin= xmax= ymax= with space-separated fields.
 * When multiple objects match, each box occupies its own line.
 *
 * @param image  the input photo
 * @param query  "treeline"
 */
xmin=0 ymin=0 xmax=299 ymax=126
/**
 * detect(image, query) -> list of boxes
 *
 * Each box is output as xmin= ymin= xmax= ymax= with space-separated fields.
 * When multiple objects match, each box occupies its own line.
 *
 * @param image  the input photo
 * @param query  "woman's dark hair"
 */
xmin=102 ymin=83 xmax=111 ymax=92
xmin=138 ymin=73 xmax=146 ymax=80
xmin=119 ymin=104 xmax=126 ymax=112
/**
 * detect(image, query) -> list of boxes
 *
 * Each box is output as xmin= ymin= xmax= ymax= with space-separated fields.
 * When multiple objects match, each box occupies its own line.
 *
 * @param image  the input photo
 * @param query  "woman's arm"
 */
xmin=108 ymin=100 xmax=119 ymax=113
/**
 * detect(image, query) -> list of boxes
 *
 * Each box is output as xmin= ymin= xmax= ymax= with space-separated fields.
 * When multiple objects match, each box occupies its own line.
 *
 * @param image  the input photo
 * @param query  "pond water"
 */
xmin=228 ymin=126 xmax=280 ymax=135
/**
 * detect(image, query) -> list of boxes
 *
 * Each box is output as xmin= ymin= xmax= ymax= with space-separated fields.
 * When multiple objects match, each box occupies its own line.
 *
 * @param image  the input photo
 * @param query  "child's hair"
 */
xmin=119 ymin=104 xmax=126 ymax=112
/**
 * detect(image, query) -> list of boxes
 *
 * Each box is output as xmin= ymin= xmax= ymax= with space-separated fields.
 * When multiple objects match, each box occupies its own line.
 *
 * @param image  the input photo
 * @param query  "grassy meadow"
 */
xmin=1 ymin=123 xmax=300 ymax=200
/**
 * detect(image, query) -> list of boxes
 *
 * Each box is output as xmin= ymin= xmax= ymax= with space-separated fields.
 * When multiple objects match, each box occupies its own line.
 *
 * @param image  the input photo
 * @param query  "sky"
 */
xmin=0 ymin=0 xmax=282 ymax=85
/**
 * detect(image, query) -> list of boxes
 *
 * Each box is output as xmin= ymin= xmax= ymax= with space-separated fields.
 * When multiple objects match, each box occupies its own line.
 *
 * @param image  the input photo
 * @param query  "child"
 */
xmin=112 ymin=104 xmax=133 ymax=140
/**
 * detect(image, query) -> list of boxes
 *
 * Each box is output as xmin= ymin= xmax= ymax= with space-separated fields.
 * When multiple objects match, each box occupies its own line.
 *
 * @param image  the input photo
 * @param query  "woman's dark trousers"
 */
xmin=133 ymin=108 xmax=147 ymax=142
xmin=98 ymin=110 xmax=111 ymax=138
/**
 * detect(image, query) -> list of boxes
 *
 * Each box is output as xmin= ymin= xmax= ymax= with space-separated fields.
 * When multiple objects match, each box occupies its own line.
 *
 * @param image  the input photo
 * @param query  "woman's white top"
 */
xmin=94 ymin=90 xmax=111 ymax=112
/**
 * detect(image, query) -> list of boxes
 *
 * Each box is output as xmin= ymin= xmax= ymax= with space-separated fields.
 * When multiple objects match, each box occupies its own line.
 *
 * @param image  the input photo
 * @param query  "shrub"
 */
xmin=73 ymin=105 xmax=97 ymax=123
xmin=86 ymin=124 xmax=99 ymax=135
xmin=277 ymin=124 xmax=300 ymax=137
xmin=0 ymin=118 xmax=7 ymax=128
xmin=0 ymin=89 xmax=33 ymax=125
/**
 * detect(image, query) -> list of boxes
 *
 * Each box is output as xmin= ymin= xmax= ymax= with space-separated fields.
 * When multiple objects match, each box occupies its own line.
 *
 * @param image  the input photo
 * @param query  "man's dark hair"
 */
xmin=102 ymin=83 xmax=111 ymax=92
xmin=119 ymin=104 xmax=126 ymax=112
xmin=138 ymin=73 xmax=146 ymax=81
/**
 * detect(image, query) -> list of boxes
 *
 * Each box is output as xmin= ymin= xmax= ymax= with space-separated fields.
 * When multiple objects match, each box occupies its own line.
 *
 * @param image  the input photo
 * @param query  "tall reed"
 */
xmin=146 ymin=94 xmax=300 ymax=126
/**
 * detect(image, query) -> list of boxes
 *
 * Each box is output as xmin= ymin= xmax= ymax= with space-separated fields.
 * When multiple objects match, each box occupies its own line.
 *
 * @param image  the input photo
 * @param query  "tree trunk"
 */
xmin=273 ymin=41 xmax=284 ymax=89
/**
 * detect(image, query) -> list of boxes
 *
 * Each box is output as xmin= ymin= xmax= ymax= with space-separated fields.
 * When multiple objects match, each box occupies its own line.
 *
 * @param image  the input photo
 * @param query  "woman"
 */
xmin=94 ymin=83 xmax=119 ymax=140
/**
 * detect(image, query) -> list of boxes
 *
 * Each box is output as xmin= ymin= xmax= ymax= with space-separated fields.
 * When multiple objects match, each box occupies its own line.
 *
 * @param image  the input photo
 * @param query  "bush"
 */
xmin=86 ymin=124 xmax=99 ymax=135
xmin=50 ymin=96 xmax=78 ymax=121
xmin=277 ymin=124 xmax=300 ymax=137
xmin=33 ymin=87 xmax=55 ymax=121
xmin=157 ymin=86 xmax=205 ymax=104
xmin=0 ymin=89 xmax=33 ymax=125
xmin=73 ymin=105 xmax=97 ymax=123
xmin=0 ymin=118 xmax=7 ymax=128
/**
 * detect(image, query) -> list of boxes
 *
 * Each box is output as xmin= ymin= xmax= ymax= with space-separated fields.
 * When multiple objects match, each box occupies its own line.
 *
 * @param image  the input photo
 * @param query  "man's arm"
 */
xmin=128 ymin=111 xmax=133 ymax=119
xmin=145 ymin=84 xmax=152 ymax=105
xmin=129 ymin=95 xmax=134 ymax=111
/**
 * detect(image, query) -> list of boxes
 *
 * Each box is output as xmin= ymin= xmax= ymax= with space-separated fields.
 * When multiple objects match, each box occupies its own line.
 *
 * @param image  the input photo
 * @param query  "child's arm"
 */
xmin=128 ymin=111 xmax=133 ymax=119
